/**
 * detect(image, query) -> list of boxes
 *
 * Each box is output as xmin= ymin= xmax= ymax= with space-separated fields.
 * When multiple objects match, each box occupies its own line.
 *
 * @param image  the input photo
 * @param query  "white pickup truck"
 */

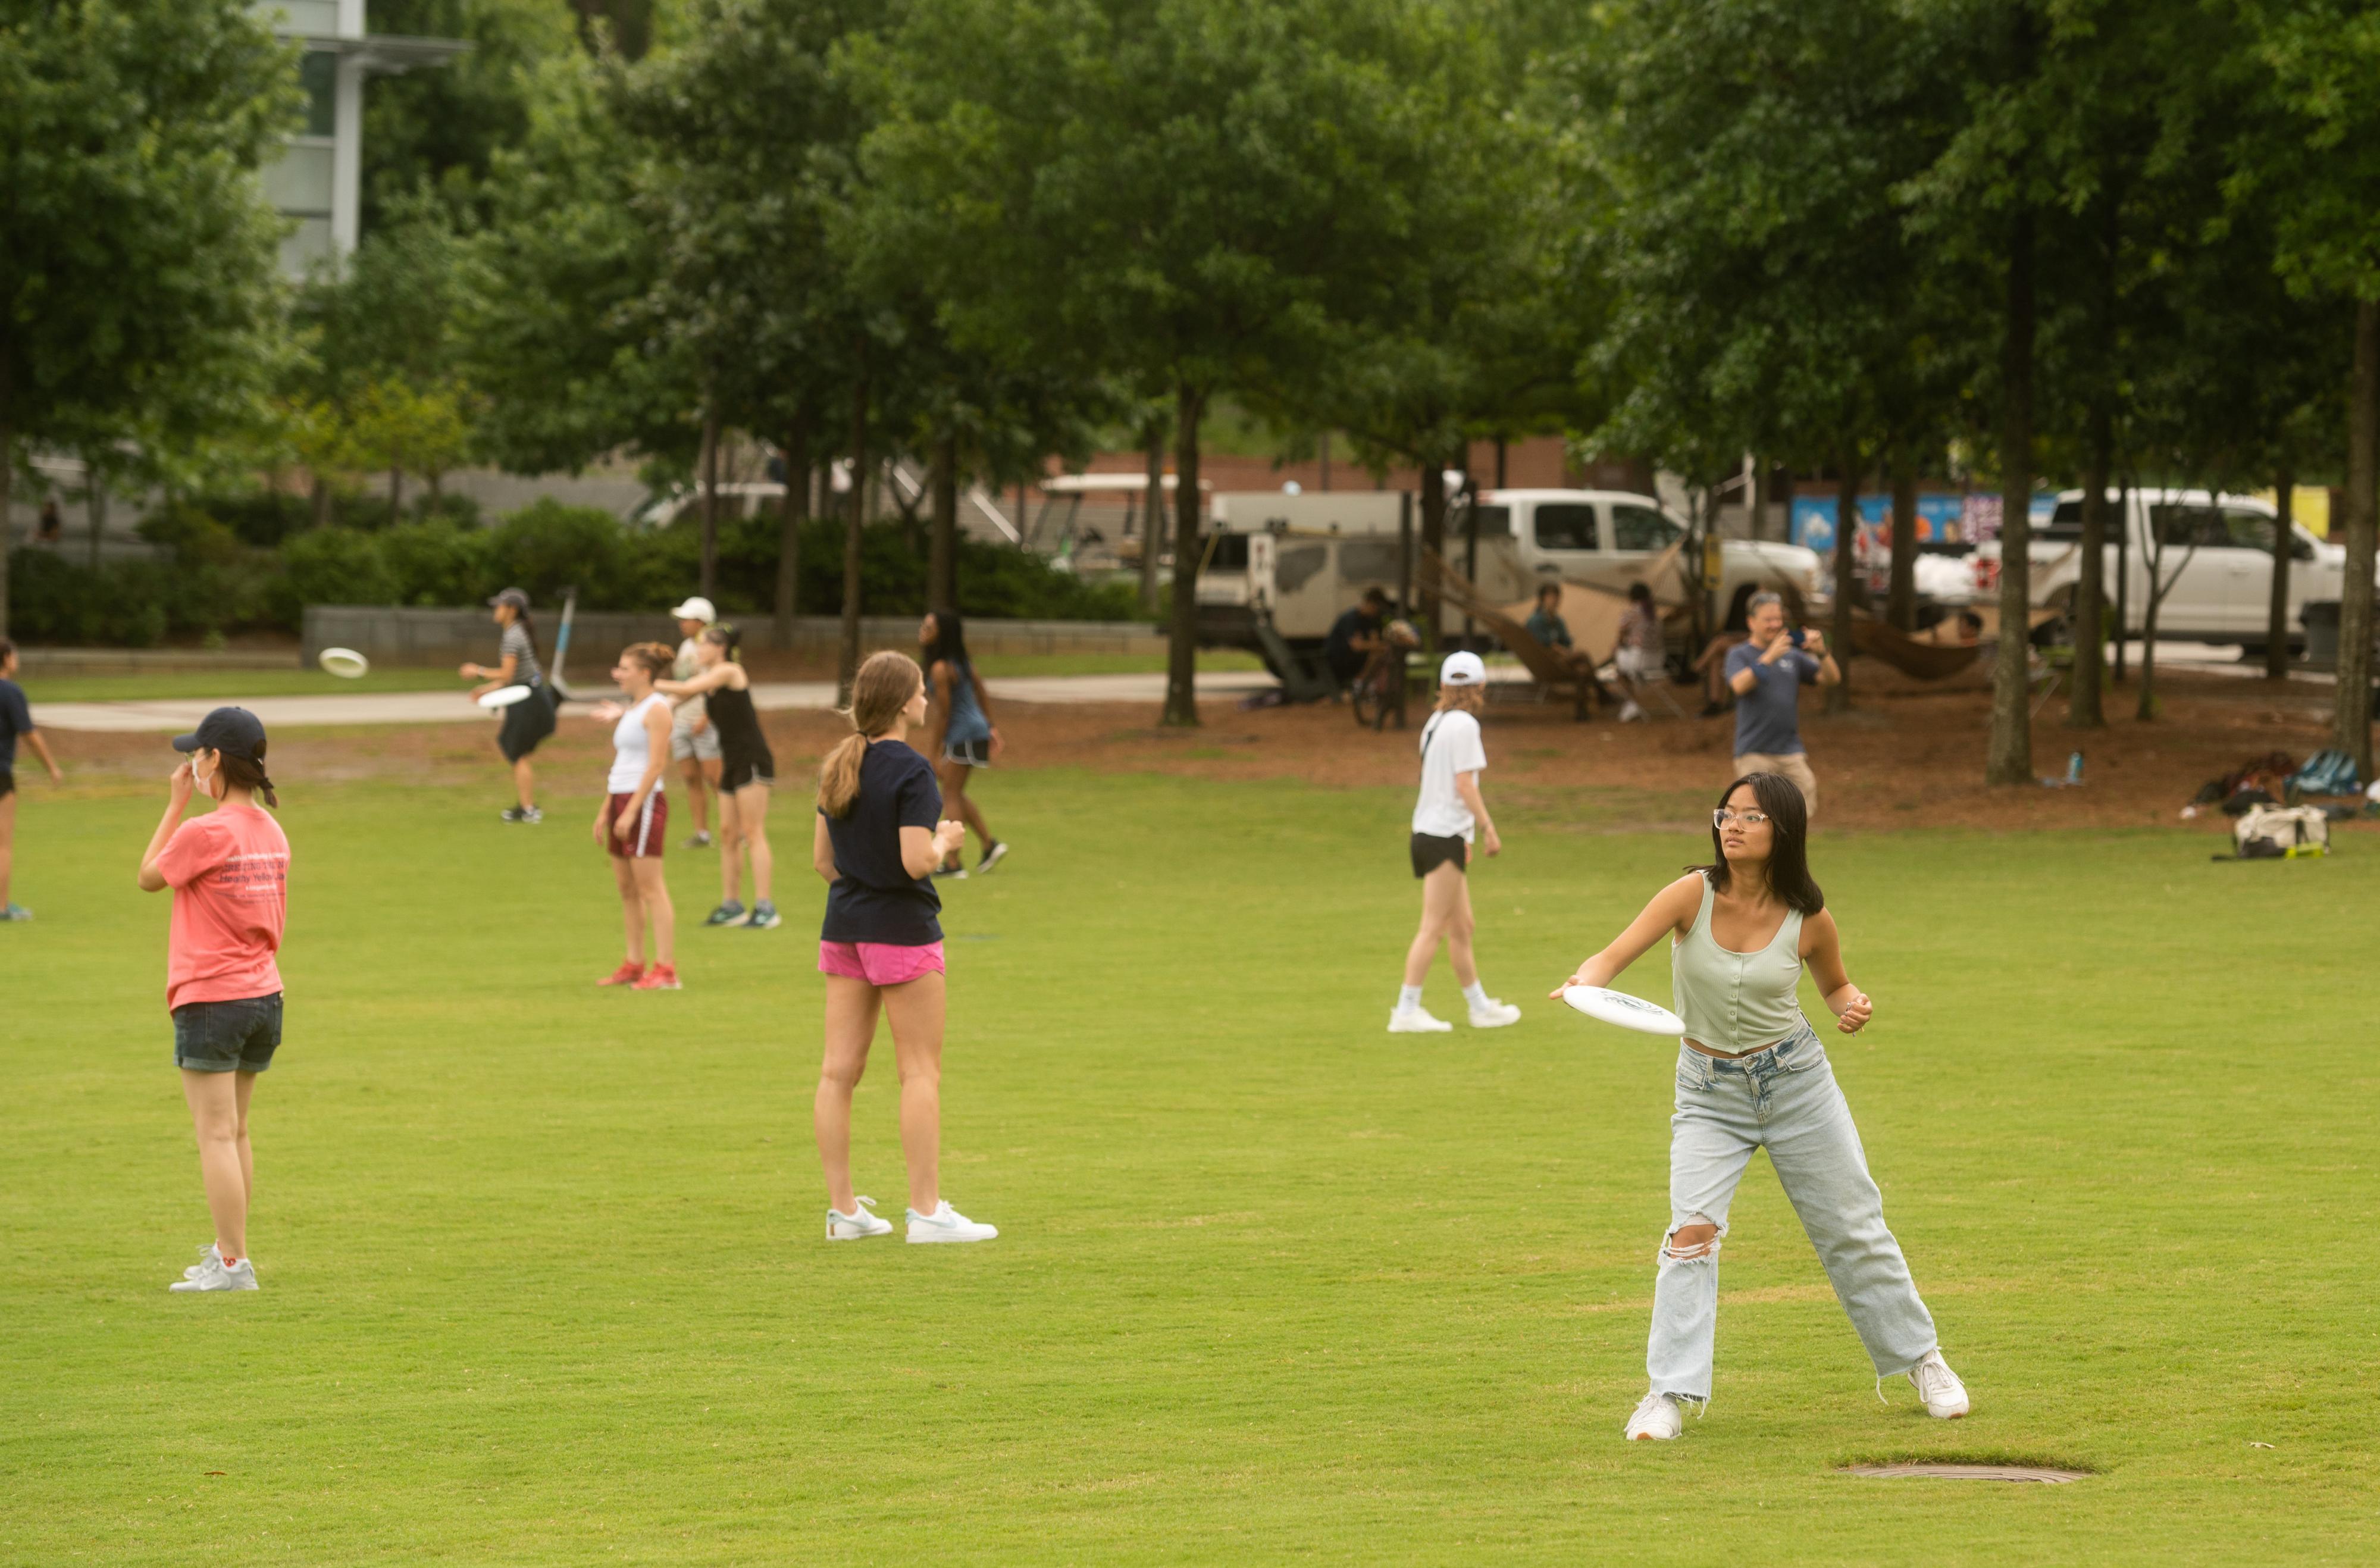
xmin=1196 ymin=488 xmax=1827 ymax=650
xmin=1968 ymin=489 xmax=2353 ymax=650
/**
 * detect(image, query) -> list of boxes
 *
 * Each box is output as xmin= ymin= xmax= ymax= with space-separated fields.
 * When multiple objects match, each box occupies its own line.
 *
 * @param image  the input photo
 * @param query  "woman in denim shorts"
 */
xmin=1552 ymin=771 xmax=1969 ymax=1440
xmin=137 ymin=708 xmax=291 ymax=1293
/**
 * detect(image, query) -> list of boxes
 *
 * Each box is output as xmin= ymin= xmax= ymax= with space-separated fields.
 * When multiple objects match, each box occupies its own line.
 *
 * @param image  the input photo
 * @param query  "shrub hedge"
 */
xmin=7 ymin=499 xmax=1142 ymax=644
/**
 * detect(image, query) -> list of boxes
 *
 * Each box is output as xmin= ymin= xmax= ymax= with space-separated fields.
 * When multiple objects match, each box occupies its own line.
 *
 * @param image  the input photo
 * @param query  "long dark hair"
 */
xmin=703 ymin=622 xmax=743 ymax=662
xmin=1691 ymin=772 xmax=1822 ymax=914
xmin=219 ymin=746 xmax=279 ymax=809
xmin=924 ymin=609 xmax=970 ymax=672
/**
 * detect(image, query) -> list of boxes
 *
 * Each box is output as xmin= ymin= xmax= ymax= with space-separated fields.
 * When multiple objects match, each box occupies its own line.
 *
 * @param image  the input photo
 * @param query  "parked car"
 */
xmin=1966 ymin=489 xmax=2355 ymax=650
xmin=1194 ymin=488 xmax=1827 ymax=652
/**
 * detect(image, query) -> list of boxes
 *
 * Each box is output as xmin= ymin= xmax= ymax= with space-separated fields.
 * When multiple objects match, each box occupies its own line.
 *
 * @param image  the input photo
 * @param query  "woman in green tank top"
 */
xmin=1551 ymin=771 xmax=1969 ymax=1441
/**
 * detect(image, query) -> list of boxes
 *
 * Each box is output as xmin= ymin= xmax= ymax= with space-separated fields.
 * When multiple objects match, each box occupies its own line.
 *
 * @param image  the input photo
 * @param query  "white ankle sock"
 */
xmin=1462 ymin=981 xmax=1490 ymax=1007
xmin=1397 ymin=984 xmax=1423 ymax=1011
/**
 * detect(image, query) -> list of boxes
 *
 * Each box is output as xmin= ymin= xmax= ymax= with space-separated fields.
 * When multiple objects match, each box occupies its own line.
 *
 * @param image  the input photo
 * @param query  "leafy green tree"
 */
xmin=872 ymin=0 xmax=1464 ymax=725
xmin=0 ymin=0 xmax=296 ymax=638
xmin=359 ymin=1 xmax=580 ymax=231
xmin=2233 ymin=0 xmax=2380 ymax=780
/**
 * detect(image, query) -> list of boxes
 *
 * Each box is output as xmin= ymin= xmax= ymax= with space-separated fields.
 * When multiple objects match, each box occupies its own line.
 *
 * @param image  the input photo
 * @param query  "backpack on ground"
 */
xmin=2225 ymin=805 xmax=2331 ymax=861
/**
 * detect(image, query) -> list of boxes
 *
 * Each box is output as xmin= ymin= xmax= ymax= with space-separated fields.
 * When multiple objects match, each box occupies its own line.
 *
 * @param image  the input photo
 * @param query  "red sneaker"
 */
xmin=632 ymin=963 xmax=681 ymax=991
xmin=596 ymin=961 xmax=646 ymax=987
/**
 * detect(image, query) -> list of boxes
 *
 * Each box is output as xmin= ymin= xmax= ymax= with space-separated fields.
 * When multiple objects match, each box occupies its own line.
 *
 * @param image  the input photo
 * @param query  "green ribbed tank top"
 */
xmin=1671 ymin=874 xmax=1808 ymax=1053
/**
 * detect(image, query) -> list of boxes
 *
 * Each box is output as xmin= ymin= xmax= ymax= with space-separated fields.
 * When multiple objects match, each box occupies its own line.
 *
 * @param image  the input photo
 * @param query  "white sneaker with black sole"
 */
xmin=1624 ymin=1392 xmax=1686 ymax=1441
xmin=826 ymin=1195 xmax=894 ymax=1240
xmin=170 ymin=1254 xmax=258 ymax=1292
xmin=1468 ymin=999 xmax=1522 ymax=1028
xmin=1388 ymin=1006 xmax=1454 ymax=1034
xmin=1908 ymin=1348 xmax=1969 ymax=1418
xmin=905 ymin=1201 xmax=998 ymax=1243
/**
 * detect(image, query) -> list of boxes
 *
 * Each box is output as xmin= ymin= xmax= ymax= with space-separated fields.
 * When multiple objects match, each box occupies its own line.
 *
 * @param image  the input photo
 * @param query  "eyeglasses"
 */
xmin=1713 ymin=809 xmax=1770 ymax=829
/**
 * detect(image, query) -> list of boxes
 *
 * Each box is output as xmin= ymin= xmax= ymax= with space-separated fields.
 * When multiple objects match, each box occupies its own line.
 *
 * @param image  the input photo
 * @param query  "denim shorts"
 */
xmin=172 ymin=993 xmax=284 ymax=1073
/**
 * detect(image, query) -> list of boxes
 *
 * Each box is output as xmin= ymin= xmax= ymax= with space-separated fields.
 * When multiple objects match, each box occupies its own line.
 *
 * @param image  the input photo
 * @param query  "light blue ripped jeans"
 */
xmin=1647 ymin=1020 xmax=1939 ymax=1404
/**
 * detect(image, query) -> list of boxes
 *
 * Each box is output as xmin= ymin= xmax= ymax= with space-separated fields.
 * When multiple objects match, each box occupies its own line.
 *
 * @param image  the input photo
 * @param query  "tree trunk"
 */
xmin=838 ymin=370 xmax=869 ymax=706
xmin=311 ymin=473 xmax=331 ymax=528
xmin=1986 ymin=206 xmax=2037 ymax=785
xmin=1828 ymin=460 xmax=1858 ymax=714
xmin=774 ymin=415 xmax=810 ymax=648
xmin=1162 ymin=383 xmax=1205 ymax=727
xmin=699 ymin=403 xmax=721 ymax=602
xmin=2265 ymin=470 xmax=2293 ymax=681
xmin=87 ymin=467 xmax=107 ymax=570
xmin=2336 ymin=298 xmax=2379 ymax=782
xmin=1417 ymin=453 xmax=1448 ymax=647
xmin=2069 ymin=405 xmax=2110 ymax=727
xmin=1886 ymin=460 xmax=1918 ymax=631
xmin=387 ymin=465 xmax=402 ymax=522
xmin=1139 ymin=418 xmax=1166 ymax=614
xmin=1752 ymin=455 xmax=1773 ymax=546
xmin=2136 ymin=528 xmax=2165 ymax=723
xmin=929 ymin=427 xmax=959 ymax=615
xmin=0 ymin=402 xmax=11 ymax=641
xmin=1775 ymin=465 xmax=1796 ymax=546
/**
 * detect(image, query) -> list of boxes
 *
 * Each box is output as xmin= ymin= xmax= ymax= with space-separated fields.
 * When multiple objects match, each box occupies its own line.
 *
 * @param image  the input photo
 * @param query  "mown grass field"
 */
xmin=5 ymin=761 xmax=2374 ymax=1564
xmin=15 ymin=649 xmax=1264 ymax=705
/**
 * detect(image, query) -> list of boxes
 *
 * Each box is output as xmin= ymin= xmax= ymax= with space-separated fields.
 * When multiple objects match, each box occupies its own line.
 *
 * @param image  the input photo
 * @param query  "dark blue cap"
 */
xmin=171 ymin=706 xmax=267 ymax=762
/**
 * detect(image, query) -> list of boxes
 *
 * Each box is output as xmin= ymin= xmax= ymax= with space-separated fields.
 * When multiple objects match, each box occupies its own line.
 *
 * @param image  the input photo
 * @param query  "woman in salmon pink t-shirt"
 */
xmin=137 ymin=707 xmax=290 ymax=1294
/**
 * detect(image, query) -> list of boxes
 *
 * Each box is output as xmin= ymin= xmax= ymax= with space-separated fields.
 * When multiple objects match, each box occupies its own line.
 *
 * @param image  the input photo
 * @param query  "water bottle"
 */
xmin=2066 ymin=750 xmax=2084 ymax=784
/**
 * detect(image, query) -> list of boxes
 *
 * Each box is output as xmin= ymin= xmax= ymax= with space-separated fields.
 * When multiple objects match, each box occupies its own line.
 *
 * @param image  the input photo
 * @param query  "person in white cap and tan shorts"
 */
xmin=1390 ymin=651 xmax=1523 ymax=1034
xmin=668 ymin=596 xmax=724 ymax=847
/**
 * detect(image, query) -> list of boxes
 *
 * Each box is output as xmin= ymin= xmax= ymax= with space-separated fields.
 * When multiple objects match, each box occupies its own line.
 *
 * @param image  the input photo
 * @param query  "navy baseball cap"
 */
xmin=171 ymin=706 xmax=268 ymax=762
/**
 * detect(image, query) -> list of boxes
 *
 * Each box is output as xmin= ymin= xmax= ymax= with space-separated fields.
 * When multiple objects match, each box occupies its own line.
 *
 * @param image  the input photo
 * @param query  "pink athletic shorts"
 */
xmin=818 ymin=940 xmax=945 ymax=986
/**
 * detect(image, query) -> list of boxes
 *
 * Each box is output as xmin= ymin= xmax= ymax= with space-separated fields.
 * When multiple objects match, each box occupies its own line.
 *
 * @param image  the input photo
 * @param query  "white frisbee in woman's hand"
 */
xmin=477 ymin=684 xmax=534 ymax=709
xmin=318 ymin=647 xmax=370 ymax=678
xmin=1562 ymin=985 xmax=1685 ymax=1036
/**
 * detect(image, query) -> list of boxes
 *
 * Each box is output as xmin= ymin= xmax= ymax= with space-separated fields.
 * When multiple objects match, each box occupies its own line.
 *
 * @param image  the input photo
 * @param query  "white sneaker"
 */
xmin=1624 ymin=1391 xmax=1686 ymax=1441
xmin=1388 ymin=1006 xmax=1453 ymax=1034
xmin=170 ymin=1254 xmax=258 ymax=1292
xmin=1908 ymin=1348 xmax=1969 ymax=1418
xmin=1619 ymin=699 xmax=1646 ymax=722
xmin=1467 ymin=998 xmax=1522 ymax=1028
xmin=905 ymin=1200 xmax=998 ymax=1244
xmin=826 ymin=1195 xmax=894 ymax=1240
xmin=183 ymin=1241 xmax=222 ymax=1279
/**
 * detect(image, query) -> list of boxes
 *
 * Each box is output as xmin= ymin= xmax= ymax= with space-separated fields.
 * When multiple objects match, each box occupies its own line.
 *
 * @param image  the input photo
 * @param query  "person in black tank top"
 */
xmin=654 ymin=624 xmax=781 ymax=928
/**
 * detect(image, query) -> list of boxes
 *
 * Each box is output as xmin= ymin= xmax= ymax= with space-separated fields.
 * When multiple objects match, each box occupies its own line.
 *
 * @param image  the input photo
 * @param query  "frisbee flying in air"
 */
xmin=318 ymin=647 xmax=370 ymax=679
xmin=1561 ymin=985 xmax=1686 ymax=1036
xmin=477 ymin=684 xmax=535 ymax=710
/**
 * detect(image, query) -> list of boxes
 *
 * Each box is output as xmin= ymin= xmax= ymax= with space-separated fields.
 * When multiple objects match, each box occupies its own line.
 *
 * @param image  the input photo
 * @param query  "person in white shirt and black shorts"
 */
xmin=1390 ymin=652 xmax=1523 ymax=1034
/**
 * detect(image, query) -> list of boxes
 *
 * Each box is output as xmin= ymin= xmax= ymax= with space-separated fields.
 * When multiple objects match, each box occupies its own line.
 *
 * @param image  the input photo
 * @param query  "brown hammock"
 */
xmin=1847 ymin=616 xmax=1983 ymax=681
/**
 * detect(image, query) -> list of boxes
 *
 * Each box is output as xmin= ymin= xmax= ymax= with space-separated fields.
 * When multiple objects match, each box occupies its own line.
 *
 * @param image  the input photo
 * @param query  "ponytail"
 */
xmin=219 ymin=749 xmax=278 ymax=809
xmin=818 ymin=650 xmax=924 ymax=818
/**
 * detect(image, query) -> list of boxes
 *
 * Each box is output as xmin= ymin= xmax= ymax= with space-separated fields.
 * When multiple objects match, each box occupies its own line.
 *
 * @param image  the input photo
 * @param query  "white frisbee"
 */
xmin=318 ymin=647 xmax=370 ymax=679
xmin=477 ymin=684 xmax=534 ymax=710
xmin=1561 ymin=985 xmax=1686 ymax=1036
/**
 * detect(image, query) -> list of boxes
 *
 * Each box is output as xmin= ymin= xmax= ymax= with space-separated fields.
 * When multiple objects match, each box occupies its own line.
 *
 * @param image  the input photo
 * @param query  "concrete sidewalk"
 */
xmin=29 ymin=670 xmax=1285 ymax=734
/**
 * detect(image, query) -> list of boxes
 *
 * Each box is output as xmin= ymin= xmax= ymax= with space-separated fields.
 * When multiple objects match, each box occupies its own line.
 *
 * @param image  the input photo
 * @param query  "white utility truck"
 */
xmin=1967 ymin=489 xmax=2356 ymax=651
xmin=1195 ymin=488 xmax=1827 ymax=652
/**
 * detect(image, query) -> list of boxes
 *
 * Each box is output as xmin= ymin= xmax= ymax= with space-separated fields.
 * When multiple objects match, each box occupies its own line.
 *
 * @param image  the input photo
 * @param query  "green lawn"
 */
xmin=19 ymin=667 xmax=467 ymax=703
xmin=5 ymin=769 xmax=2374 ymax=1564
xmin=18 ymin=649 xmax=1263 ymax=704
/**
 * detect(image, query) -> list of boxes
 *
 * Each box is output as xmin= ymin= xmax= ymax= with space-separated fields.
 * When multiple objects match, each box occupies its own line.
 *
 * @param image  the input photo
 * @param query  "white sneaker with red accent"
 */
xmin=1624 ymin=1392 xmax=1685 ymax=1441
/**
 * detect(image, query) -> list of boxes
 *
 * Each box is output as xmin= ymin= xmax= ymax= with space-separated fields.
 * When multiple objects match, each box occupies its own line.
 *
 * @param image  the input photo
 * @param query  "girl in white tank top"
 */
xmin=588 ymin=645 xmax=679 ymax=990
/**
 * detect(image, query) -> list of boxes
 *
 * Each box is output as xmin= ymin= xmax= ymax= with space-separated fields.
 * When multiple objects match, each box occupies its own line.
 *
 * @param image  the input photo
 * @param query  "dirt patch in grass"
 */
xmin=40 ymin=662 xmax=2368 ymax=840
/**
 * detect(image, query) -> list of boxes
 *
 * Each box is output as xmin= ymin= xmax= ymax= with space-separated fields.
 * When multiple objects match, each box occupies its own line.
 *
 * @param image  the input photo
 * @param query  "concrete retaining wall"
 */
xmin=300 ymin=606 xmax=1163 ymax=666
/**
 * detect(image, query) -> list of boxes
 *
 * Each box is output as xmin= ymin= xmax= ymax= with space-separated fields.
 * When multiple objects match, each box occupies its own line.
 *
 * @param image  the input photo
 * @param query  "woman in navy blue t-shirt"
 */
xmin=810 ymin=651 xmax=998 ymax=1245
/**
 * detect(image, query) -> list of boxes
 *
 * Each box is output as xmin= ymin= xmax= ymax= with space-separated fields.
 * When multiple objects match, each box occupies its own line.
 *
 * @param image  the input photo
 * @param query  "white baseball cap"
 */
xmin=1439 ymin=650 xmax=1487 ymax=686
xmin=669 ymin=596 xmax=718 ymax=623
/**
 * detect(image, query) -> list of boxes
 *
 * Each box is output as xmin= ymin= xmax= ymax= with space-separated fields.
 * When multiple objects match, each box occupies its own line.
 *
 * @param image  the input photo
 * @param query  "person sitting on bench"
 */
xmin=1326 ymin=588 xmax=1392 ymax=691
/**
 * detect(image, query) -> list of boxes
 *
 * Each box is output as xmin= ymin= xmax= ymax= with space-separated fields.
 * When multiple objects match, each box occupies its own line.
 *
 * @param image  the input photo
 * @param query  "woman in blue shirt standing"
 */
xmin=919 ymin=612 xmax=1006 ymax=878
xmin=812 ymin=650 xmax=998 ymax=1244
